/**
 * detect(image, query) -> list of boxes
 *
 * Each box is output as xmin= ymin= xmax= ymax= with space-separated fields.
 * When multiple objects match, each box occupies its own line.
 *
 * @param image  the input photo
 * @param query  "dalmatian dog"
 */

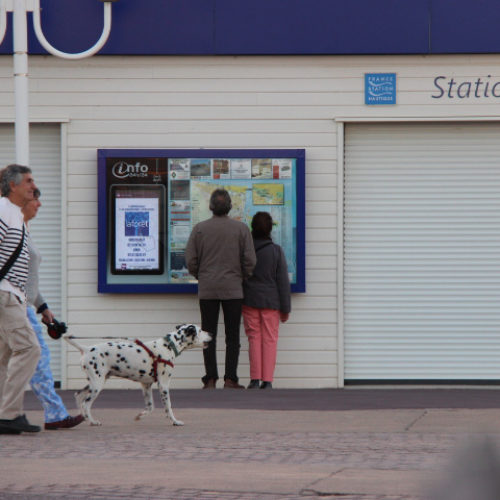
xmin=63 ymin=324 xmax=211 ymax=426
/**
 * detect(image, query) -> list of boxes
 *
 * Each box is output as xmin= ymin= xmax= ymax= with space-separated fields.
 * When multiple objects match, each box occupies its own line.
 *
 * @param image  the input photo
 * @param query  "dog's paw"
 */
xmin=135 ymin=410 xmax=152 ymax=421
xmin=90 ymin=421 xmax=102 ymax=426
xmin=173 ymin=420 xmax=184 ymax=426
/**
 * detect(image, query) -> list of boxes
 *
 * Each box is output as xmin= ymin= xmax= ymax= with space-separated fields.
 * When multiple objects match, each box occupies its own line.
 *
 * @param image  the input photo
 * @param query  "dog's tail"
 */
xmin=62 ymin=333 xmax=88 ymax=354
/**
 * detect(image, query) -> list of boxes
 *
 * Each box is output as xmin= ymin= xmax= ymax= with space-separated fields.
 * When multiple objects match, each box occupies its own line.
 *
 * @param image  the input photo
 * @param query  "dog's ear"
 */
xmin=186 ymin=325 xmax=197 ymax=337
xmin=175 ymin=324 xmax=183 ymax=330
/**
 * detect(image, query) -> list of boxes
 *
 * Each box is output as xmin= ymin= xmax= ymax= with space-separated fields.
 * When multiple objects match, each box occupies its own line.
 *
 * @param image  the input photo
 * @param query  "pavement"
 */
xmin=2 ymin=388 xmax=500 ymax=499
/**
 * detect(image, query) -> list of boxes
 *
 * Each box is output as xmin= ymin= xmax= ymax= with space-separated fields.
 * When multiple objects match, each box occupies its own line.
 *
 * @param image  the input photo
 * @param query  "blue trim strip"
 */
xmin=1 ymin=0 xmax=499 ymax=56
xmin=214 ymin=0 xmax=429 ymax=55
xmin=294 ymin=150 xmax=305 ymax=293
xmin=97 ymin=150 xmax=110 ymax=294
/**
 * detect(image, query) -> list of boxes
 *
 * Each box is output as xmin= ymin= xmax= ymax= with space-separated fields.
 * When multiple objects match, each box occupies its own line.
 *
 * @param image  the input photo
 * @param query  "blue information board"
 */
xmin=98 ymin=149 xmax=305 ymax=294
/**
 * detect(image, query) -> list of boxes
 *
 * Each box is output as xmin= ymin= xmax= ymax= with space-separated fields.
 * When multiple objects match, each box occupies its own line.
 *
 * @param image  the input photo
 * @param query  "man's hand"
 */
xmin=41 ymin=308 xmax=55 ymax=325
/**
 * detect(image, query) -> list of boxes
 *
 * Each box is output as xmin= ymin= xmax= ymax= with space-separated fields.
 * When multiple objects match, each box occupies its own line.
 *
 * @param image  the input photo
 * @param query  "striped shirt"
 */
xmin=0 ymin=197 xmax=29 ymax=301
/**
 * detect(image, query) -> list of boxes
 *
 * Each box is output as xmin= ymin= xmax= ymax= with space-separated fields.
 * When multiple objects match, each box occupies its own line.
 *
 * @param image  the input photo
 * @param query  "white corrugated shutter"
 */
xmin=0 ymin=123 xmax=62 ymax=381
xmin=344 ymin=122 xmax=500 ymax=381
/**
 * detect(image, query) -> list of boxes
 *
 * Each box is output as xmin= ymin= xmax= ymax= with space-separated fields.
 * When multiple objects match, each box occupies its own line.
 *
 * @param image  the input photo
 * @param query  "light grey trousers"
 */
xmin=0 ymin=291 xmax=40 ymax=420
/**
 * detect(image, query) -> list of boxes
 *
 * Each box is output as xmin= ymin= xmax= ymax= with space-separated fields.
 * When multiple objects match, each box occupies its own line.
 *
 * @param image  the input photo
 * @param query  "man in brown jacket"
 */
xmin=185 ymin=189 xmax=256 ymax=389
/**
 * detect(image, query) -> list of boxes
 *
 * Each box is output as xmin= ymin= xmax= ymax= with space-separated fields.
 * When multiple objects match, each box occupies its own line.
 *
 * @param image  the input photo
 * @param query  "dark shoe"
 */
xmin=247 ymin=379 xmax=260 ymax=389
xmin=224 ymin=379 xmax=244 ymax=389
xmin=44 ymin=414 xmax=84 ymax=430
xmin=0 ymin=427 xmax=21 ymax=435
xmin=0 ymin=414 xmax=41 ymax=433
xmin=203 ymin=379 xmax=216 ymax=389
xmin=260 ymin=382 xmax=273 ymax=389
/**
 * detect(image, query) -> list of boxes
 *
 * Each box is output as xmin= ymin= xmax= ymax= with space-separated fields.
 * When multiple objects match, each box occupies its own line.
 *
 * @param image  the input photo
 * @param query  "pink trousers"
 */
xmin=242 ymin=305 xmax=280 ymax=383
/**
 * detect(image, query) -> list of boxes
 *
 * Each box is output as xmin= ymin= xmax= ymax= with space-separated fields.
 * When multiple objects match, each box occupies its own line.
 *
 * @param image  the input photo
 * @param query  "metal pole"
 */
xmin=13 ymin=0 xmax=29 ymax=166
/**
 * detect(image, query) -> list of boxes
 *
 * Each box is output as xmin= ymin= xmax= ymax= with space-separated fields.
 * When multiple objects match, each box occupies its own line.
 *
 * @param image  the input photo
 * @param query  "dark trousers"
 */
xmin=199 ymin=299 xmax=243 ymax=383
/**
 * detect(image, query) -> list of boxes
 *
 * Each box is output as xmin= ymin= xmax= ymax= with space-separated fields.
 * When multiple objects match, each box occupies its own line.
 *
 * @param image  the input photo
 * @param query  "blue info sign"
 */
xmin=365 ymin=73 xmax=397 ymax=105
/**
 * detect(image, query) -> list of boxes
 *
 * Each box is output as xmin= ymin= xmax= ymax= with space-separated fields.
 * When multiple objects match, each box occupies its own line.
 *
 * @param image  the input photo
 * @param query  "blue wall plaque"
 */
xmin=365 ymin=73 xmax=397 ymax=105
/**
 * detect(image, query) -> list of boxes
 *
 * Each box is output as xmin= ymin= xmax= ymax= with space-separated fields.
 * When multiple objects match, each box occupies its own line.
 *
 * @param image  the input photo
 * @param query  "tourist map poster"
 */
xmin=98 ymin=149 xmax=305 ymax=293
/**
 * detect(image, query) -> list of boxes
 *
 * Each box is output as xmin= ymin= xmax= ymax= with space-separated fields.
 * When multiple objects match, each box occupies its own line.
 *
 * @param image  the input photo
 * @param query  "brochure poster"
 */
xmin=111 ymin=185 xmax=165 ymax=274
xmin=98 ymin=149 xmax=305 ymax=293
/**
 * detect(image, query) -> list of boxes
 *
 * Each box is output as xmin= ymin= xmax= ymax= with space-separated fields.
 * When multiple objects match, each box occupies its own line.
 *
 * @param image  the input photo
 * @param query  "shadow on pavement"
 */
xmin=24 ymin=388 xmax=500 ymax=411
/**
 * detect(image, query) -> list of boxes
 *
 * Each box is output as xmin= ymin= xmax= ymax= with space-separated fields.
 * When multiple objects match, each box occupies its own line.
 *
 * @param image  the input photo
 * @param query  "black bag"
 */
xmin=47 ymin=319 xmax=67 ymax=340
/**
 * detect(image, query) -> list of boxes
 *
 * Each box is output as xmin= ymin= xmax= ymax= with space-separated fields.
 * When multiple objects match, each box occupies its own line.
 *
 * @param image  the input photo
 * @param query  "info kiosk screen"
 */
xmin=110 ymin=184 xmax=165 ymax=274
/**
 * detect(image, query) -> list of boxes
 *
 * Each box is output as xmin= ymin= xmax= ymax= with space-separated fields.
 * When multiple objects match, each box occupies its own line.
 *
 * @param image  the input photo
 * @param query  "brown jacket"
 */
xmin=185 ymin=215 xmax=256 ymax=299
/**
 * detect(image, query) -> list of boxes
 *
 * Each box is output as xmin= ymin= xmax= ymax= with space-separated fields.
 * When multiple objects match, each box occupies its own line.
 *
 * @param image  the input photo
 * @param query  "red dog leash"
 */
xmin=134 ymin=339 xmax=174 ymax=382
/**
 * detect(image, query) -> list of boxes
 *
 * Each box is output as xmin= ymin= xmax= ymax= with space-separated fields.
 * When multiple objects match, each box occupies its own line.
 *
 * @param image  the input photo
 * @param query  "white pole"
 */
xmin=13 ymin=0 xmax=29 ymax=166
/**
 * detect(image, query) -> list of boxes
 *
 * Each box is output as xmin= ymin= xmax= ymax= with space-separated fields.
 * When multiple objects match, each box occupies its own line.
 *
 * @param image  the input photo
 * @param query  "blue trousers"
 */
xmin=27 ymin=306 xmax=68 ymax=423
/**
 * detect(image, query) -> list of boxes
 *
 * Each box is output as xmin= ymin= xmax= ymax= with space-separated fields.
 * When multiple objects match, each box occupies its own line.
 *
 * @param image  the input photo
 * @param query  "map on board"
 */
xmin=167 ymin=158 xmax=297 ymax=285
xmin=252 ymin=183 xmax=284 ymax=205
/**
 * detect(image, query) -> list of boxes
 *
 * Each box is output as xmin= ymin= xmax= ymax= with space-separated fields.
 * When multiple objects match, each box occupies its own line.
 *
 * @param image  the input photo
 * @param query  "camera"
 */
xmin=47 ymin=319 xmax=67 ymax=340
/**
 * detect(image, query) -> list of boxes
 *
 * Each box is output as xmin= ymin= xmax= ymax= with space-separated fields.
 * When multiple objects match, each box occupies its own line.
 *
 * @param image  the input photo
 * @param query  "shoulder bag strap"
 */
xmin=0 ymin=225 xmax=25 ymax=281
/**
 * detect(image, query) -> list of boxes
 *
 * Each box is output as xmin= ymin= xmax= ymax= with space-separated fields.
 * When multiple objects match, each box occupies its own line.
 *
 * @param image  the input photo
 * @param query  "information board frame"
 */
xmin=98 ymin=149 xmax=305 ymax=294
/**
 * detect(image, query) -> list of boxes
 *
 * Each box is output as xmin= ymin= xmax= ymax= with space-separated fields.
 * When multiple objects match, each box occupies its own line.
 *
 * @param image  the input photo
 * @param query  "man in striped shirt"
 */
xmin=0 ymin=164 xmax=42 ymax=434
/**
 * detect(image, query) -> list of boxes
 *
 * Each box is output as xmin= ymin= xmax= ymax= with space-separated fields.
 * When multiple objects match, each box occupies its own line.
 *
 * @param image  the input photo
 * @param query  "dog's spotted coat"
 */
xmin=64 ymin=324 xmax=211 ymax=426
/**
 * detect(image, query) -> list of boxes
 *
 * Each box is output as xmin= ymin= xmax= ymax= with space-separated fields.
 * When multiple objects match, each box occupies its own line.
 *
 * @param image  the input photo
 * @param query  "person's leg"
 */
xmin=0 ymin=292 xmax=40 ymax=420
xmin=0 ymin=336 xmax=10 ymax=405
xmin=199 ymin=299 xmax=220 ymax=384
xmin=242 ymin=305 xmax=263 ymax=381
xmin=221 ymin=299 xmax=243 ymax=382
xmin=0 ymin=292 xmax=14 ymax=407
xmin=260 ymin=309 xmax=280 ymax=383
xmin=27 ymin=307 xmax=69 ymax=423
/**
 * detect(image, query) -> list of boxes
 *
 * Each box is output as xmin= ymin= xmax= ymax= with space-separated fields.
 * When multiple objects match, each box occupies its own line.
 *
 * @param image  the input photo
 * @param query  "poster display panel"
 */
xmin=110 ymin=185 xmax=165 ymax=274
xmin=98 ymin=149 xmax=305 ymax=293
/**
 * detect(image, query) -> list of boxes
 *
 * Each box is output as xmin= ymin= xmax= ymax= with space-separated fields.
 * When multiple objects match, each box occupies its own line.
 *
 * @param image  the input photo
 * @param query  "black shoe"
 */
xmin=247 ymin=379 xmax=260 ymax=389
xmin=0 ymin=414 xmax=41 ymax=433
xmin=0 ymin=427 xmax=21 ymax=435
xmin=260 ymin=382 xmax=273 ymax=389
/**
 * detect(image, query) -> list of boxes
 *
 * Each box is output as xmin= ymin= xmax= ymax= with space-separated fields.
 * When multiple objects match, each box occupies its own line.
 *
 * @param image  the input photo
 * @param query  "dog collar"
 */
xmin=164 ymin=336 xmax=180 ymax=357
